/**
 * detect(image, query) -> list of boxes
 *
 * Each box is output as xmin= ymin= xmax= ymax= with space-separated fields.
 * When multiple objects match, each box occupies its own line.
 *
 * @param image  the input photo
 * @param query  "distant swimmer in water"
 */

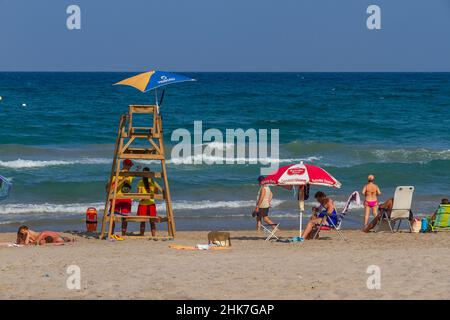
xmin=362 ymin=175 xmax=381 ymax=227
xmin=16 ymin=225 xmax=73 ymax=245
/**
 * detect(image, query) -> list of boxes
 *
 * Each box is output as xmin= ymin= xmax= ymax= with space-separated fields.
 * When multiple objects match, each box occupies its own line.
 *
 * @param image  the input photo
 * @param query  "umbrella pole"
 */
xmin=298 ymin=186 xmax=305 ymax=237
xmin=154 ymin=89 xmax=160 ymax=114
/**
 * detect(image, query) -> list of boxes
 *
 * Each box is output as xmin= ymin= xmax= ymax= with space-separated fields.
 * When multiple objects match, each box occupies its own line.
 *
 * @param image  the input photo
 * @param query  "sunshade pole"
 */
xmin=159 ymin=89 xmax=166 ymax=107
xmin=154 ymin=89 xmax=160 ymax=113
xmin=298 ymin=185 xmax=305 ymax=236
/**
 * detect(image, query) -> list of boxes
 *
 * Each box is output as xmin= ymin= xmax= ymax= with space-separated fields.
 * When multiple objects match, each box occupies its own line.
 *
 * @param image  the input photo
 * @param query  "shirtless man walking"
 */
xmin=362 ymin=174 xmax=381 ymax=227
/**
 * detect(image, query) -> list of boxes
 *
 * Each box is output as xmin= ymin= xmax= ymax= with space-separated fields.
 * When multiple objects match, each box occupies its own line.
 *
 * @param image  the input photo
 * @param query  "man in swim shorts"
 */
xmin=362 ymin=174 xmax=381 ymax=227
xmin=253 ymin=176 xmax=277 ymax=230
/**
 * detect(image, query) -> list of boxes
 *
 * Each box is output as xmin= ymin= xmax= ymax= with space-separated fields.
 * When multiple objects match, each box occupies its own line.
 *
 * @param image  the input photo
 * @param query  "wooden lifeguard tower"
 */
xmin=100 ymin=104 xmax=175 ymax=240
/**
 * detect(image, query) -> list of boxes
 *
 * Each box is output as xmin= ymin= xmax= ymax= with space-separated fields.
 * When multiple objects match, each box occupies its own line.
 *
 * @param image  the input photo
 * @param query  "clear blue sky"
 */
xmin=1 ymin=0 xmax=450 ymax=71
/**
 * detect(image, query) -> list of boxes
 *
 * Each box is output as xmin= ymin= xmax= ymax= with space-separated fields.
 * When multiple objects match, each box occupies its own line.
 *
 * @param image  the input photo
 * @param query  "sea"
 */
xmin=1 ymin=72 xmax=450 ymax=233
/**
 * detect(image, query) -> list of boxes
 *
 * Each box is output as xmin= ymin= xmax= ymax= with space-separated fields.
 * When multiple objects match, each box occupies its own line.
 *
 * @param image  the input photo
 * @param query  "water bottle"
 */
xmin=420 ymin=218 xmax=428 ymax=233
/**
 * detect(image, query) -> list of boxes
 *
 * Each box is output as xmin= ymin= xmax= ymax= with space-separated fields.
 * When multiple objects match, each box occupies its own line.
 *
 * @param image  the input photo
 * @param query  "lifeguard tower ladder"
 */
xmin=100 ymin=105 xmax=175 ymax=240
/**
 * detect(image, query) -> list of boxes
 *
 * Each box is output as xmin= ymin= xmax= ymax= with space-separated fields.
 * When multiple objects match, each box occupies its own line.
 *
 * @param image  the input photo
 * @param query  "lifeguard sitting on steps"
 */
xmin=108 ymin=158 xmax=134 ymax=236
xmin=137 ymin=167 xmax=158 ymax=236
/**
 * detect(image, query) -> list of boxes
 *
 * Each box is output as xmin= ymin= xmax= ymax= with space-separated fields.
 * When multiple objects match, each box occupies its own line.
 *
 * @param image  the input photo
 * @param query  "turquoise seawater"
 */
xmin=1 ymin=72 xmax=450 ymax=232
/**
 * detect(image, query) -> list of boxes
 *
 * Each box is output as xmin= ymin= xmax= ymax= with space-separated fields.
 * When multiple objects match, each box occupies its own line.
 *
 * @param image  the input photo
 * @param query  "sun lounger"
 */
xmin=376 ymin=186 xmax=414 ymax=233
xmin=430 ymin=204 xmax=450 ymax=232
xmin=313 ymin=191 xmax=360 ymax=240
xmin=261 ymin=223 xmax=280 ymax=241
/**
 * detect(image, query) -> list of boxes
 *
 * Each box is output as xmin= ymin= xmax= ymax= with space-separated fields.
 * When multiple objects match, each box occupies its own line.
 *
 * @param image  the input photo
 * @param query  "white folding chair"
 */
xmin=261 ymin=223 xmax=280 ymax=241
xmin=376 ymin=186 xmax=414 ymax=233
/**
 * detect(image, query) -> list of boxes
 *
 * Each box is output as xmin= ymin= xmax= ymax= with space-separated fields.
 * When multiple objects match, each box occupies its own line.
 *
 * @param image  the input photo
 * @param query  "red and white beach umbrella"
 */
xmin=261 ymin=162 xmax=341 ymax=188
xmin=260 ymin=161 xmax=341 ymax=236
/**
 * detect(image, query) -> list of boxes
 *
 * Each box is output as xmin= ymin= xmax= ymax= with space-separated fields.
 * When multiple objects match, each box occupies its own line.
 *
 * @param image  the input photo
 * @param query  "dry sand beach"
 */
xmin=1 ymin=230 xmax=449 ymax=300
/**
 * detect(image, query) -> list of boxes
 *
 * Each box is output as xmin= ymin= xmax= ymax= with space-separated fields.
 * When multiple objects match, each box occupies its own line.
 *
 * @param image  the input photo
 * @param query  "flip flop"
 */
xmin=112 ymin=234 xmax=124 ymax=241
xmin=290 ymin=236 xmax=304 ymax=242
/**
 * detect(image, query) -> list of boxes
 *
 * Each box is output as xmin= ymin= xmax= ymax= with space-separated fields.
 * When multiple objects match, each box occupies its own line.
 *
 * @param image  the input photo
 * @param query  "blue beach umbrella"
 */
xmin=114 ymin=70 xmax=195 ymax=107
xmin=0 ymin=175 xmax=12 ymax=201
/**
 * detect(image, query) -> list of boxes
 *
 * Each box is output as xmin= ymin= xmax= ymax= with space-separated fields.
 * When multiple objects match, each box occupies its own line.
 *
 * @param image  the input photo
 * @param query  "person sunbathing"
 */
xmin=16 ymin=225 xmax=73 ymax=245
xmin=363 ymin=198 xmax=394 ymax=232
xmin=300 ymin=191 xmax=338 ymax=240
xmin=37 ymin=232 xmax=73 ymax=245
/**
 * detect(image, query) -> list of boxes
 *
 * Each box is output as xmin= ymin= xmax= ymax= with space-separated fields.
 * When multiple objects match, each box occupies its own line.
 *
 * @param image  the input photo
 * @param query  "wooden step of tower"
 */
xmin=118 ymin=153 xmax=165 ymax=160
xmin=111 ymin=193 xmax=165 ymax=200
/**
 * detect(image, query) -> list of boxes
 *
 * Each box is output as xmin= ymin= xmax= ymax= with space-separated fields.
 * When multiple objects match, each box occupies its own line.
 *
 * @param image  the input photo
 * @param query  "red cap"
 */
xmin=123 ymin=159 xmax=133 ymax=167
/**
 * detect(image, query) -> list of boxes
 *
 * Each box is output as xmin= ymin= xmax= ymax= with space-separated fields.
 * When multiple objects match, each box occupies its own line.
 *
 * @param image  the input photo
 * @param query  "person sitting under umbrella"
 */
xmin=301 ymin=191 xmax=338 ymax=240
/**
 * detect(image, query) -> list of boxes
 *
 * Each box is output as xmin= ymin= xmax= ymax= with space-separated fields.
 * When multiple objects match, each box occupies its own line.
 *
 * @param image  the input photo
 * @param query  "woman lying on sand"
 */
xmin=16 ymin=225 xmax=73 ymax=245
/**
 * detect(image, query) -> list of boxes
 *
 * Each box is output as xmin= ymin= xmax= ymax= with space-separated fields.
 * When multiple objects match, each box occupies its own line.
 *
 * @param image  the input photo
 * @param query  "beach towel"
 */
xmin=169 ymin=244 xmax=229 ymax=251
xmin=0 ymin=243 xmax=23 ymax=247
xmin=342 ymin=191 xmax=361 ymax=214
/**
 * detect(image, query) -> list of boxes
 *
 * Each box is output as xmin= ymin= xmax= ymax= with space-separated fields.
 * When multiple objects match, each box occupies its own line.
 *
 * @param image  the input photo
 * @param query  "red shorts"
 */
xmin=137 ymin=204 xmax=157 ymax=217
xmin=110 ymin=199 xmax=132 ymax=215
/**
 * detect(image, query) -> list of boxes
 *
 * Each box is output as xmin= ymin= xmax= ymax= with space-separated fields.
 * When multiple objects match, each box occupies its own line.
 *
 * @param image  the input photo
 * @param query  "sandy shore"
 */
xmin=1 ymin=229 xmax=449 ymax=299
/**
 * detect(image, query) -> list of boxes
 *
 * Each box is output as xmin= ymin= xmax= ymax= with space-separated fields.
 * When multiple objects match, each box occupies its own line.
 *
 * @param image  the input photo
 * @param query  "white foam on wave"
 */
xmin=322 ymin=200 xmax=364 ymax=210
xmin=372 ymin=148 xmax=450 ymax=163
xmin=198 ymin=142 xmax=235 ymax=150
xmin=0 ymin=199 xmax=286 ymax=215
xmin=0 ymin=198 xmax=366 ymax=216
xmin=0 ymin=156 xmax=322 ymax=169
xmin=168 ymin=155 xmax=321 ymax=165
xmin=171 ymin=199 xmax=284 ymax=210
xmin=0 ymin=154 xmax=324 ymax=170
xmin=0 ymin=202 xmax=106 ymax=215
xmin=0 ymin=158 xmax=110 ymax=169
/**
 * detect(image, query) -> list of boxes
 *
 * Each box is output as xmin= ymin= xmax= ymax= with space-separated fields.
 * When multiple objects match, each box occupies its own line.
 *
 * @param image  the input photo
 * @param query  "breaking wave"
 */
xmin=0 ymin=158 xmax=110 ymax=169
